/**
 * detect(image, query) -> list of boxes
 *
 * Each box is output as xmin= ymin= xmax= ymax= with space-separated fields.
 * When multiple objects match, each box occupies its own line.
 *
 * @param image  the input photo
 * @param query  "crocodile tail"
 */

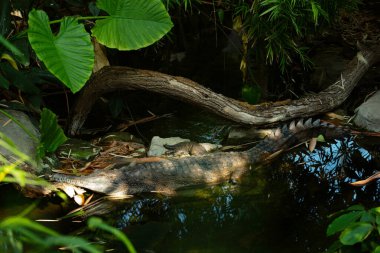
xmin=249 ymin=118 xmax=349 ymax=155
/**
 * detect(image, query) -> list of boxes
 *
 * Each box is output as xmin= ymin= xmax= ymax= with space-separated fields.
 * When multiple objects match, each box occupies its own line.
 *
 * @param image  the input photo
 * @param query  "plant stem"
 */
xmin=49 ymin=16 xmax=107 ymax=24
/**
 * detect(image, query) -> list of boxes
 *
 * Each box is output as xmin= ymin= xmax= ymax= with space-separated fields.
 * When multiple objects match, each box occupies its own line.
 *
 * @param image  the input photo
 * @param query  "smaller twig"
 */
xmin=117 ymin=112 xmax=173 ymax=131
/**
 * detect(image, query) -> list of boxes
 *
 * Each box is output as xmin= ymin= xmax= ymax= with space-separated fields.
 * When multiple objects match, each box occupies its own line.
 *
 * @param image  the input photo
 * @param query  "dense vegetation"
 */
xmin=1 ymin=0 xmax=379 ymax=252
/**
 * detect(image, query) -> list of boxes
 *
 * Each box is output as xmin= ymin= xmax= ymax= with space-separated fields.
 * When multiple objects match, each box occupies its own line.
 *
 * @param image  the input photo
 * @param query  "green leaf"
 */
xmin=316 ymin=134 xmax=325 ymax=142
xmin=44 ymin=236 xmax=101 ymax=253
xmin=326 ymin=240 xmax=343 ymax=253
xmin=92 ymin=0 xmax=173 ymax=50
xmin=88 ymin=217 xmax=137 ymax=253
xmin=360 ymin=212 xmax=375 ymax=223
xmin=0 ymin=73 xmax=10 ymax=89
xmin=371 ymin=207 xmax=380 ymax=215
xmin=241 ymin=84 xmax=261 ymax=104
xmin=0 ymin=35 xmax=29 ymax=66
xmin=347 ymin=204 xmax=365 ymax=211
xmin=0 ymin=216 xmax=59 ymax=236
xmin=38 ymin=108 xmax=68 ymax=156
xmin=339 ymin=222 xmax=373 ymax=245
xmin=327 ymin=211 xmax=365 ymax=236
xmin=28 ymin=9 xmax=94 ymax=93
xmin=0 ymin=62 xmax=40 ymax=94
xmin=375 ymin=246 xmax=380 ymax=253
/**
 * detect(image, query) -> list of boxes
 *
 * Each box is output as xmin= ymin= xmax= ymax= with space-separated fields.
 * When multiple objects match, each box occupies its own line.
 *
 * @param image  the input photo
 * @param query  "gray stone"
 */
xmin=147 ymin=136 xmax=190 ymax=157
xmin=0 ymin=109 xmax=40 ymax=163
xmin=353 ymin=91 xmax=380 ymax=132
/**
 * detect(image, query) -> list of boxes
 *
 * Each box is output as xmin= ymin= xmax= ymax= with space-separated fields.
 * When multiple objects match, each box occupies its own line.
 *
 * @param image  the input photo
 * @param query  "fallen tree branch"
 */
xmin=68 ymin=45 xmax=380 ymax=136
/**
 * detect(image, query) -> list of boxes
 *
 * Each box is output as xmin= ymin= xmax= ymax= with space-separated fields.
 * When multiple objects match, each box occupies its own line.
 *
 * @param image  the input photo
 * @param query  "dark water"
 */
xmin=91 ymin=137 xmax=377 ymax=253
xmin=1 ymin=113 xmax=380 ymax=252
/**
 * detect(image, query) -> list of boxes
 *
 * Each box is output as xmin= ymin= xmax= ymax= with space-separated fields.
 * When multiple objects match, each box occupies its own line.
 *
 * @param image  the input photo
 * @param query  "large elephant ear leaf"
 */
xmin=28 ymin=10 xmax=94 ymax=93
xmin=92 ymin=0 xmax=173 ymax=50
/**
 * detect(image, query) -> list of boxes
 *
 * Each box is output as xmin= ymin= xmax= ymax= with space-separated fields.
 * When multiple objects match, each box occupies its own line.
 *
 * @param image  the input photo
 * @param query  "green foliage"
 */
xmin=0 ymin=132 xmax=43 ymax=186
xmin=0 ymin=130 xmax=135 ymax=253
xmin=0 ymin=215 xmax=138 ymax=253
xmin=88 ymin=217 xmax=137 ymax=253
xmin=327 ymin=204 xmax=380 ymax=252
xmin=241 ymin=84 xmax=261 ymax=104
xmin=28 ymin=10 xmax=94 ymax=93
xmin=0 ymin=216 xmax=102 ymax=253
xmin=37 ymin=108 xmax=68 ymax=158
xmin=0 ymin=35 xmax=29 ymax=66
xmin=162 ymin=0 xmax=201 ymax=11
xmin=92 ymin=0 xmax=173 ymax=50
xmin=232 ymin=0 xmax=360 ymax=72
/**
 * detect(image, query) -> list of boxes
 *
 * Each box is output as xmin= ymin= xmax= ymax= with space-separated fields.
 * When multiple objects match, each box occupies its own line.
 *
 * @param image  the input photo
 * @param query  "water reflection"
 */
xmin=34 ymin=138 xmax=380 ymax=253
xmin=77 ymin=138 xmax=380 ymax=252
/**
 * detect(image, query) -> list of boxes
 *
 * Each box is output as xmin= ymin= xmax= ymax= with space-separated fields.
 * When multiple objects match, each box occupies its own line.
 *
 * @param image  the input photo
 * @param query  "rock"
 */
xmin=148 ymin=136 xmax=221 ymax=157
xmin=147 ymin=136 xmax=190 ymax=157
xmin=353 ymin=91 xmax=380 ymax=132
xmin=0 ymin=109 xmax=40 ymax=165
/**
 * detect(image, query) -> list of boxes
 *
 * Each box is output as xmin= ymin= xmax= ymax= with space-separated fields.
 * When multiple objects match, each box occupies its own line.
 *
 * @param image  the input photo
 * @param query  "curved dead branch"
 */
xmin=68 ymin=45 xmax=380 ymax=136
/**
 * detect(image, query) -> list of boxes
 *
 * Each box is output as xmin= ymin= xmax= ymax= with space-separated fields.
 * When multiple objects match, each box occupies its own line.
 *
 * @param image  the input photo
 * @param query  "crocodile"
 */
xmin=49 ymin=119 xmax=349 ymax=197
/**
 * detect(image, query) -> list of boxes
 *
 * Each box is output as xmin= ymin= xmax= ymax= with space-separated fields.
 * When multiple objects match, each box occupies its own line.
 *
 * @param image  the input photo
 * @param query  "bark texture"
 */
xmin=68 ymin=45 xmax=380 ymax=136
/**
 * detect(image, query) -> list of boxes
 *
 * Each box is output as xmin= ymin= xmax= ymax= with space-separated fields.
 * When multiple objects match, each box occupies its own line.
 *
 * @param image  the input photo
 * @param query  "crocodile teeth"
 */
xmin=312 ymin=119 xmax=321 ymax=126
xmin=320 ymin=122 xmax=328 ymax=127
xmin=274 ymin=127 xmax=282 ymax=137
xmin=305 ymin=118 xmax=313 ymax=127
xmin=296 ymin=119 xmax=304 ymax=129
xmin=289 ymin=120 xmax=296 ymax=131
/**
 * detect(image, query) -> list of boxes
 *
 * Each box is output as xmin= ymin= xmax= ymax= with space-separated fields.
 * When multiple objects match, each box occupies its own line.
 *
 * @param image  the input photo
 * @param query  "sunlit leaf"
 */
xmin=92 ymin=0 xmax=173 ymax=50
xmin=28 ymin=9 xmax=94 ymax=93
xmin=339 ymin=222 xmax=373 ymax=245
xmin=0 ymin=217 xmax=59 ymax=236
xmin=327 ymin=211 xmax=365 ymax=236
xmin=371 ymin=206 xmax=380 ymax=215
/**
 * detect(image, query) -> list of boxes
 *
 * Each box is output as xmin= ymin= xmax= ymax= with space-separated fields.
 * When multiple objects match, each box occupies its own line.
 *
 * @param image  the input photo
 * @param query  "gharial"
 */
xmin=49 ymin=119 xmax=349 ymax=197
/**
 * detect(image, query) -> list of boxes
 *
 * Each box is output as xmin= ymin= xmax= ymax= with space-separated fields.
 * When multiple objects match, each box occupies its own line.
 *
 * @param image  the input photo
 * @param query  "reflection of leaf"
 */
xmin=339 ymin=222 xmax=373 ymax=245
xmin=92 ymin=0 xmax=173 ymax=50
xmin=28 ymin=10 xmax=94 ymax=93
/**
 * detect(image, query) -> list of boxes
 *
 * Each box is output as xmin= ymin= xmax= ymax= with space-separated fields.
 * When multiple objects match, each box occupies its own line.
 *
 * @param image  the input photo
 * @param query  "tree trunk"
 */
xmin=68 ymin=45 xmax=380 ymax=136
